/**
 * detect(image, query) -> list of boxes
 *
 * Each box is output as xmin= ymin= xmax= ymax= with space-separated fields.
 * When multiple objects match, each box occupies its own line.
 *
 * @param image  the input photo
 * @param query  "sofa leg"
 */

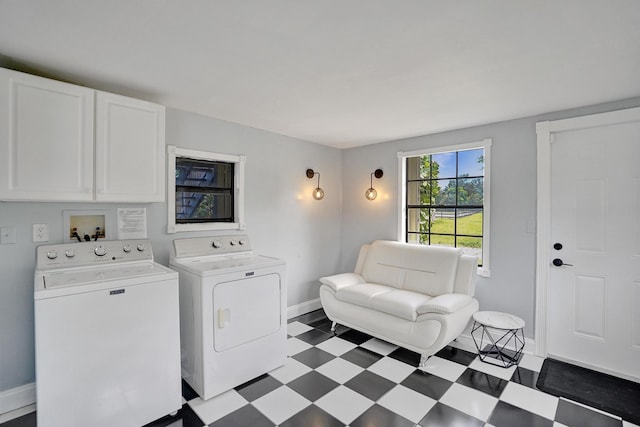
xmin=330 ymin=322 xmax=337 ymax=334
xmin=419 ymin=354 xmax=430 ymax=367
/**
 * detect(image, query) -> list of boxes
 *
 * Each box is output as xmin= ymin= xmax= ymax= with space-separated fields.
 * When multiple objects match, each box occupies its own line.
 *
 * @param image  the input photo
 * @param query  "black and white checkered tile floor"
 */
xmin=4 ymin=310 xmax=638 ymax=427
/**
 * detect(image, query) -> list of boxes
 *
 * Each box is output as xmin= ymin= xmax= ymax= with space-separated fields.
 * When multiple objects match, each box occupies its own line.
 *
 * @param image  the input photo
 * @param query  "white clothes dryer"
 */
xmin=34 ymin=239 xmax=182 ymax=427
xmin=170 ymin=234 xmax=286 ymax=400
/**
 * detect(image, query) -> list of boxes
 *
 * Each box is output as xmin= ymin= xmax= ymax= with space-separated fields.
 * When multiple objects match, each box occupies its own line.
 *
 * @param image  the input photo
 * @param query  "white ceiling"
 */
xmin=1 ymin=1 xmax=639 ymax=149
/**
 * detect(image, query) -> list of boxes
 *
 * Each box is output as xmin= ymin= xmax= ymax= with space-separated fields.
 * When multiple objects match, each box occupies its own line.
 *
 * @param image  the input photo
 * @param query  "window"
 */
xmin=398 ymin=139 xmax=491 ymax=277
xmin=167 ymin=146 xmax=245 ymax=233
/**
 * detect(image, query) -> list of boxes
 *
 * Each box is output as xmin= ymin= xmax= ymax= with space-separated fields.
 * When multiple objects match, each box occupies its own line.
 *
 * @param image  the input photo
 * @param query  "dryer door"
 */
xmin=212 ymin=273 xmax=281 ymax=352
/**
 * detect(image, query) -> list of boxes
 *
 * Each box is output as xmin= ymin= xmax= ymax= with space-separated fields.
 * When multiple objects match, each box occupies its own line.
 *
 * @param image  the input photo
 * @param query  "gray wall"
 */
xmin=0 ymin=108 xmax=343 ymax=392
xmin=3 ymin=95 xmax=640 ymax=396
xmin=340 ymin=96 xmax=640 ymax=339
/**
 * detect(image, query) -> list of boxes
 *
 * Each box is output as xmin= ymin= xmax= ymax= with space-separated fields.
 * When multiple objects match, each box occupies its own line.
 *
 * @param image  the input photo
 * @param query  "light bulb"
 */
xmin=365 ymin=187 xmax=377 ymax=200
xmin=313 ymin=187 xmax=325 ymax=200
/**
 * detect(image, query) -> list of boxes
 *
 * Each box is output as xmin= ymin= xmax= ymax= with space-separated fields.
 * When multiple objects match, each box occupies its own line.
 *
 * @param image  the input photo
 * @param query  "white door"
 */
xmin=213 ymin=273 xmax=281 ymax=352
xmin=95 ymin=91 xmax=165 ymax=202
xmin=542 ymin=108 xmax=640 ymax=381
xmin=0 ymin=67 xmax=94 ymax=201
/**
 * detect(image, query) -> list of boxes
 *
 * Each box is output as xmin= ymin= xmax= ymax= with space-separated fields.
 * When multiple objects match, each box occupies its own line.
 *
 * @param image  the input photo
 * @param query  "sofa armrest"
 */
xmin=319 ymin=273 xmax=365 ymax=292
xmin=417 ymin=294 xmax=473 ymax=314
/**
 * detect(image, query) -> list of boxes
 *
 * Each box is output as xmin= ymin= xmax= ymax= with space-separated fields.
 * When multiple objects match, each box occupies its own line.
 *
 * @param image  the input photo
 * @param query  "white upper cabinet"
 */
xmin=0 ymin=67 xmax=95 ymax=201
xmin=95 ymin=92 xmax=165 ymax=202
xmin=0 ymin=67 xmax=166 ymax=202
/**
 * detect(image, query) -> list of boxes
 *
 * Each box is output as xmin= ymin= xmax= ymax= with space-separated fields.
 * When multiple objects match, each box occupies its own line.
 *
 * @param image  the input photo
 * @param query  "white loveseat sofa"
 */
xmin=319 ymin=240 xmax=479 ymax=366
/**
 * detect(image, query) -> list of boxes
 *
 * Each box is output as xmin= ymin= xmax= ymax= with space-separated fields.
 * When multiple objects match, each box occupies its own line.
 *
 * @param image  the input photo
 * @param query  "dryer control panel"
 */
xmin=36 ymin=239 xmax=153 ymax=270
xmin=172 ymin=234 xmax=252 ymax=260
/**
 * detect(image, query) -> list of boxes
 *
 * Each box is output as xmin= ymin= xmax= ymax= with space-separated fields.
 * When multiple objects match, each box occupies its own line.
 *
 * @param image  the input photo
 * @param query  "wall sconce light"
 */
xmin=306 ymin=168 xmax=324 ymax=200
xmin=365 ymin=169 xmax=383 ymax=200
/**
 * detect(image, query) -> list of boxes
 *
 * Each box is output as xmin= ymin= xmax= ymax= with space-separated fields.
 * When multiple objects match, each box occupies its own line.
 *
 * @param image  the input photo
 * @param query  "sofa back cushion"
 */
xmin=360 ymin=240 xmax=462 ymax=297
xmin=454 ymin=254 xmax=478 ymax=295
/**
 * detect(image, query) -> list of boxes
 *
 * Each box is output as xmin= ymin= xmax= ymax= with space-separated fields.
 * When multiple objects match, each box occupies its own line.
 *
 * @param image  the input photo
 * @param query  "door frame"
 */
xmin=535 ymin=106 xmax=640 ymax=358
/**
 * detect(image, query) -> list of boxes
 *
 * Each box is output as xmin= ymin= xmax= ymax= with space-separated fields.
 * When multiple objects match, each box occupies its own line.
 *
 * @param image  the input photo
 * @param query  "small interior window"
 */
xmin=167 ymin=146 xmax=245 ymax=233
xmin=175 ymin=158 xmax=234 ymax=223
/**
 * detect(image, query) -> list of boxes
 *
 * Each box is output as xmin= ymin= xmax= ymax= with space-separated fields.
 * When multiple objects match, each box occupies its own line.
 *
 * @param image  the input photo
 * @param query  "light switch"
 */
xmin=0 ymin=226 xmax=16 ymax=244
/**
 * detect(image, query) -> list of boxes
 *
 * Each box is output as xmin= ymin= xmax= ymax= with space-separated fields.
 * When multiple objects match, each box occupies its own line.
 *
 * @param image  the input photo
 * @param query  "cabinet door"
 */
xmin=95 ymin=91 xmax=166 ymax=202
xmin=0 ymin=68 xmax=94 ymax=201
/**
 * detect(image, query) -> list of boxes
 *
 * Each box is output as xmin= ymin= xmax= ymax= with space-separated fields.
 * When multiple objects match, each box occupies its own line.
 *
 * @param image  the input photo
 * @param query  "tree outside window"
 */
xmin=406 ymin=148 xmax=485 ymax=266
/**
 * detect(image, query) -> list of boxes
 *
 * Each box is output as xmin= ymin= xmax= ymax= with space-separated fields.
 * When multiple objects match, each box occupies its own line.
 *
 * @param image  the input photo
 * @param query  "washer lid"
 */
xmin=43 ymin=263 xmax=172 ymax=290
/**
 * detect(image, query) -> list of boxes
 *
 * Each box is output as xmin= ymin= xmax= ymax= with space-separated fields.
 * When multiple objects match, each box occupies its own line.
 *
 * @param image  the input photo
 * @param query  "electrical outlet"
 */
xmin=33 ymin=223 xmax=49 ymax=242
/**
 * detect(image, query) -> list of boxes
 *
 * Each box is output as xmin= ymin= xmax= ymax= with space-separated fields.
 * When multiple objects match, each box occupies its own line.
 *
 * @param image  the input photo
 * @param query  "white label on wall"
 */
xmin=117 ymin=208 xmax=147 ymax=239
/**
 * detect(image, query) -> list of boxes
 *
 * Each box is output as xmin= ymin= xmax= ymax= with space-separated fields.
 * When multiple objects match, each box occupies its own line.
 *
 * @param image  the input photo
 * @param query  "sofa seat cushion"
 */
xmin=370 ymin=289 xmax=432 ymax=321
xmin=336 ymin=283 xmax=390 ymax=308
xmin=336 ymin=284 xmax=432 ymax=321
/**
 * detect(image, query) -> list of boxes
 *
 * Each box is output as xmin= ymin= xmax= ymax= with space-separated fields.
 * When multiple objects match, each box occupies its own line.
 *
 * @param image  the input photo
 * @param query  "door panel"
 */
xmin=575 ymin=179 xmax=605 ymax=252
xmin=548 ymin=115 xmax=640 ymax=380
xmin=0 ymin=68 xmax=94 ymax=201
xmin=573 ymin=274 xmax=605 ymax=339
xmin=212 ymin=273 xmax=281 ymax=352
xmin=635 ymin=178 xmax=640 ymax=256
xmin=634 ymin=282 xmax=640 ymax=348
xmin=95 ymin=91 xmax=165 ymax=202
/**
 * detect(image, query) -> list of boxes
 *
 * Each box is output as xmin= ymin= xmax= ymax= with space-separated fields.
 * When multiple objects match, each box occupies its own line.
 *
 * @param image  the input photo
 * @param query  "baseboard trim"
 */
xmin=0 ymin=404 xmax=36 ymax=424
xmin=287 ymin=298 xmax=322 ymax=319
xmin=0 ymin=383 xmax=36 ymax=422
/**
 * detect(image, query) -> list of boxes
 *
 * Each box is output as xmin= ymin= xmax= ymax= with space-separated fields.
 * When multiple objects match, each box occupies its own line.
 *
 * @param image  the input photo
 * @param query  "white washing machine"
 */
xmin=169 ymin=234 xmax=286 ymax=400
xmin=34 ymin=239 xmax=182 ymax=427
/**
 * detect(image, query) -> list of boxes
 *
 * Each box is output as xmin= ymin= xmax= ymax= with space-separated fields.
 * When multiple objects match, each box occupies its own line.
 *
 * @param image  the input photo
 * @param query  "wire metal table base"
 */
xmin=471 ymin=320 xmax=525 ymax=368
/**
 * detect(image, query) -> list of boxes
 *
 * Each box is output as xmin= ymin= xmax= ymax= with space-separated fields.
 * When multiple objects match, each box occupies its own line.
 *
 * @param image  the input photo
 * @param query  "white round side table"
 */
xmin=471 ymin=311 xmax=525 ymax=368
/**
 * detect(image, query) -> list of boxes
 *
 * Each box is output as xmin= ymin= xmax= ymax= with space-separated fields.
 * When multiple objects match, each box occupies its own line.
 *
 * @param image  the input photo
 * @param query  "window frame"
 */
xmin=397 ymin=138 xmax=491 ymax=277
xmin=167 ymin=145 xmax=245 ymax=233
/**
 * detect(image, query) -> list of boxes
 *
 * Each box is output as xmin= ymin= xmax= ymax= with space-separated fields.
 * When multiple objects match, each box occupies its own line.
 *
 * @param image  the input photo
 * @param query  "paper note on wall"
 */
xmin=117 ymin=208 xmax=147 ymax=239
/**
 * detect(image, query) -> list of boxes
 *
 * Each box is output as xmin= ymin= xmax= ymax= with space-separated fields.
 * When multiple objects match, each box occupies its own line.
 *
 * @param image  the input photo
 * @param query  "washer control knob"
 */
xmin=239 ymin=239 xmax=247 ymax=246
xmin=94 ymin=246 xmax=107 ymax=256
xmin=46 ymin=250 xmax=58 ymax=260
xmin=230 ymin=240 xmax=237 ymax=246
xmin=64 ymin=249 xmax=76 ymax=258
xmin=123 ymin=244 xmax=132 ymax=253
xmin=136 ymin=243 xmax=146 ymax=252
xmin=212 ymin=240 xmax=222 ymax=248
